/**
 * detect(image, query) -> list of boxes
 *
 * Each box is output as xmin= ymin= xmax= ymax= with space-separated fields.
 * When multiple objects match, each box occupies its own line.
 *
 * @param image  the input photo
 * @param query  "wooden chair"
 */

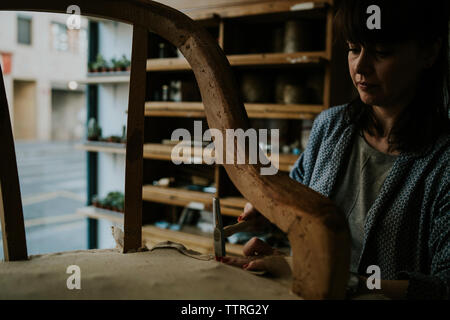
xmin=0 ymin=0 xmax=350 ymax=299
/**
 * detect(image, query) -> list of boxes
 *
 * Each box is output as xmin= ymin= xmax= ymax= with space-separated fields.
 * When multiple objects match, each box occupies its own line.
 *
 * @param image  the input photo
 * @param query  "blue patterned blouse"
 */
xmin=289 ymin=104 xmax=450 ymax=299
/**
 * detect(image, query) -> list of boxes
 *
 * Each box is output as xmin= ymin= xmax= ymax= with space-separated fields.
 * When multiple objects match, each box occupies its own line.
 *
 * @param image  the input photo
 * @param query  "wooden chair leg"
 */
xmin=123 ymin=24 xmax=148 ymax=253
xmin=0 ymin=65 xmax=28 ymax=261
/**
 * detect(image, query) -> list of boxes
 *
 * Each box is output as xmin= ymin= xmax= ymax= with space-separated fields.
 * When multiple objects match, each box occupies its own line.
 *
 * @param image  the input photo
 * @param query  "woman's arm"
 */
xmin=357 ymin=180 xmax=449 ymax=300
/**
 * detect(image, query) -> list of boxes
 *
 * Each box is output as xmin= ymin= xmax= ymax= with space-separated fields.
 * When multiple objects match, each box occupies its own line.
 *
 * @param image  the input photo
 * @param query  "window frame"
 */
xmin=17 ymin=14 xmax=33 ymax=45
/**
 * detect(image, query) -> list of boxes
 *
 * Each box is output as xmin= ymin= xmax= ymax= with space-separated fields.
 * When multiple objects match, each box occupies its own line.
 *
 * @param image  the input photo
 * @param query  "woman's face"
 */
xmin=347 ymin=40 xmax=427 ymax=109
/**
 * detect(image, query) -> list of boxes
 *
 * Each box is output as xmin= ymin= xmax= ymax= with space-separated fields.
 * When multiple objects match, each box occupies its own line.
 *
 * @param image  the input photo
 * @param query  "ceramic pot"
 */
xmin=284 ymin=20 xmax=313 ymax=53
xmin=241 ymin=73 xmax=272 ymax=103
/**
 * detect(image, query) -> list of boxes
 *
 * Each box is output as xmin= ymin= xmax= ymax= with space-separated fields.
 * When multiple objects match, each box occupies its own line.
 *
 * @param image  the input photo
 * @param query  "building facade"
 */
xmin=0 ymin=10 xmax=88 ymax=141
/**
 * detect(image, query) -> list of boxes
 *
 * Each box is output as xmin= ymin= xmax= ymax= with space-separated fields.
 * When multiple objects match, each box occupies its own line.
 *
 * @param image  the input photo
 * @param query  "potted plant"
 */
xmin=92 ymin=192 xmax=123 ymax=211
xmin=93 ymin=54 xmax=109 ymax=73
xmin=101 ymin=192 xmax=112 ymax=210
xmin=88 ymin=62 xmax=97 ymax=73
xmin=121 ymin=125 xmax=127 ymax=143
xmin=100 ymin=191 xmax=124 ymax=212
xmin=92 ymin=195 xmax=100 ymax=207
xmin=87 ymin=118 xmax=102 ymax=141
xmin=115 ymin=192 xmax=125 ymax=212
xmin=111 ymin=57 xmax=122 ymax=72
xmin=116 ymin=199 xmax=124 ymax=213
xmin=107 ymin=135 xmax=123 ymax=143
xmin=119 ymin=55 xmax=131 ymax=72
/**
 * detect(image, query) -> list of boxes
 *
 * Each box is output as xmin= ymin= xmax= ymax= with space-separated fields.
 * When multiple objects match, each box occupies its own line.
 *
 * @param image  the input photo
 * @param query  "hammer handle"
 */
xmin=223 ymin=220 xmax=254 ymax=238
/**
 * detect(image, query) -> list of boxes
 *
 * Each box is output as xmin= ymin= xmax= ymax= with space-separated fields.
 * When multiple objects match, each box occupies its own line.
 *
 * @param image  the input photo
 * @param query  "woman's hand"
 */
xmin=223 ymin=205 xmax=290 ymax=276
xmin=222 ymin=237 xmax=287 ymax=273
xmin=237 ymin=202 xmax=272 ymax=232
xmin=238 ymin=202 xmax=261 ymax=221
xmin=222 ymin=237 xmax=274 ymax=270
xmin=243 ymin=236 xmax=282 ymax=257
xmin=221 ymin=255 xmax=262 ymax=270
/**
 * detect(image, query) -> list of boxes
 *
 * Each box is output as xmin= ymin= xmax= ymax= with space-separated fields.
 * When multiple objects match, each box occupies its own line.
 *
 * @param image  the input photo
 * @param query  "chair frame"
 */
xmin=0 ymin=0 xmax=350 ymax=299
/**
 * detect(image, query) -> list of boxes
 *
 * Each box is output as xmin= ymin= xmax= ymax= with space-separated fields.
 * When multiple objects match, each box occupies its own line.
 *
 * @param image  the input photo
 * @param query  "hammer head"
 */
xmin=213 ymin=197 xmax=226 ymax=260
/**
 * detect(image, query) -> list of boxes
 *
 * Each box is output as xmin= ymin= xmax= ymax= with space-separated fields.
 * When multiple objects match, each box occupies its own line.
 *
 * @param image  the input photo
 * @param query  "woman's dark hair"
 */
xmin=334 ymin=0 xmax=450 ymax=154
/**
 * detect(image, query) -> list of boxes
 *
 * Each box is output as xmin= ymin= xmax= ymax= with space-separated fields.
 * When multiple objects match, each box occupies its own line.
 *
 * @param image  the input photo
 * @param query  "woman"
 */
xmin=223 ymin=0 xmax=450 ymax=299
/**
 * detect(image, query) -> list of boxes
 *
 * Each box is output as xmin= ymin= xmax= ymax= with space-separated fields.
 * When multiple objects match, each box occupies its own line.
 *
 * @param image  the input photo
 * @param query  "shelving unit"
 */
xmin=140 ymin=0 xmax=339 ymax=253
xmin=82 ymin=0 xmax=353 ymax=255
xmin=82 ymin=19 xmax=133 ymax=250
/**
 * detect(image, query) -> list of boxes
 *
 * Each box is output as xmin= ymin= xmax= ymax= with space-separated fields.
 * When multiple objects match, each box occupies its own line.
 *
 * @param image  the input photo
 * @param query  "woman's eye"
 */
xmin=374 ymin=46 xmax=393 ymax=57
xmin=374 ymin=51 xmax=392 ymax=59
xmin=348 ymin=48 xmax=360 ymax=54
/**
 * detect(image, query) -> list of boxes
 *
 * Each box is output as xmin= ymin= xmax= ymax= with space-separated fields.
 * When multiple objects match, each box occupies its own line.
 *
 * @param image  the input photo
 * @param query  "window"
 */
xmin=51 ymin=22 xmax=69 ymax=51
xmin=51 ymin=22 xmax=86 ymax=53
xmin=17 ymin=16 xmax=32 ymax=45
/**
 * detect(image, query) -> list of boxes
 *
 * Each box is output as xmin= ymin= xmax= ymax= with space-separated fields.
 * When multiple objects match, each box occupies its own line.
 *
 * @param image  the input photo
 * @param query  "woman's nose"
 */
xmin=355 ymin=50 xmax=373 ymax=76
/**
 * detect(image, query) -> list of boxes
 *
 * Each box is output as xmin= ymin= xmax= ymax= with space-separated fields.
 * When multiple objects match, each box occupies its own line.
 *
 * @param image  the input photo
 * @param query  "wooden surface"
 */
xmin=143 ymin=184 xmax=245 ymax=217
xmin=77 ymin=206 xmax=125 ymax=225
xmin=144 ymin=142 xmax=213 ymax=163
xmin=143 ymin=185 xmax=214 ymax=205
xmin=123 ymin=24 xmax=148 ymax=253
xmin=143 ymin=143 xmax=296 ymax=171
xmin=146 ymin=51 xmax=326 ymax=71
xmin=145 ymin=101 xmax=325 ymax=119
xmin=0 ymin=0 xmax=350 ymax=299
xmin=0 ymin=65 xmax=28 ymax=261
xmin=77 ymin=140 xmax=295 ymax=175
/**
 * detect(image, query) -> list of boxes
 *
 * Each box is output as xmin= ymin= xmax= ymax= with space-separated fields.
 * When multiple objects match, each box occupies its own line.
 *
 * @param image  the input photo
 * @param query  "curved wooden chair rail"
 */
xmin=0 ymin=0 xmax=350 ymax=299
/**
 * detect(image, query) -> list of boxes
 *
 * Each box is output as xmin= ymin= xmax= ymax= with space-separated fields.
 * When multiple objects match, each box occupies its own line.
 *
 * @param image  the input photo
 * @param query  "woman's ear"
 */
xmin=423 ymin=38 xmax=442 ymax=69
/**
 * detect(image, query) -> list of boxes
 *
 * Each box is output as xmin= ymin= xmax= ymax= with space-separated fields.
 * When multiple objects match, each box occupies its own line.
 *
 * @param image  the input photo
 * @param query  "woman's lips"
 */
xmin=357 ymin=82 xmax=378 ymax=90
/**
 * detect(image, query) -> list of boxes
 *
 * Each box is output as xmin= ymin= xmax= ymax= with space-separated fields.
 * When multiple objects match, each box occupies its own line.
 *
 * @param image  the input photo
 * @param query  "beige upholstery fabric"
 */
xmin=0 ymin=247 xmax=299 ymax=300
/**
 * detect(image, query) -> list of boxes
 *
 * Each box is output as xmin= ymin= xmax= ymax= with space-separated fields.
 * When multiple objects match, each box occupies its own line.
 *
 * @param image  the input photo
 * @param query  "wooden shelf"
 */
xmin=76 ymin=141 xmax=126 ymax=154
xmin=76 ymin=205 xmax=124 ymax=224
xmin=246 ymin=103 xmax=325 ymax=119
xmin=79 ymin=72 xmax=130 ymax=84
xmin=145 ymin=102 xmax=204 ymax=118
xmin=172 ymin=0 xmax=330 ymax=20
xmin=143 ymin=143 xmax=175 ymax=161
xmin=143 ymin=143 xmax=297 ymax=172
xmin=145 ymin=101 xmax=325 ymax=119
xmin=142 ymin=185 xmax=248 ymax=217
xmin=77 ymin=142 xmax=298 ymax=172
xmin=146 ymin=51 xmax=327 ymax=72
xmin=228 ymin=51 xmax=327 ymax=66
xmin=144 ymin=143 xmax=213 ymax=164
xmin=142 ymin=184 xmax=214 ymax=208
xmin=146 ymin=57 xmax=191 ymax=72
xmin=76 ymin=206 xmax=244 ymax=256
xmin=219 ymin=196 xmax=248 ymax=216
